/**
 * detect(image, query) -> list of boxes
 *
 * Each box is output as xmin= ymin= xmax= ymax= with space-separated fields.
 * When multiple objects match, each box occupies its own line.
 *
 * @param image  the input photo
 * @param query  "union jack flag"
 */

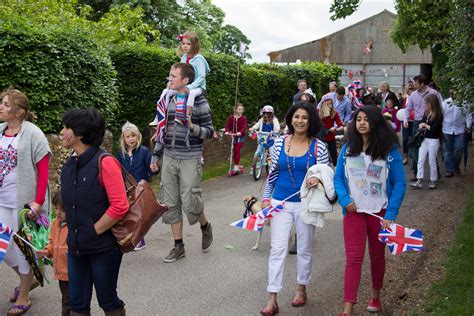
xmin=155 ymin=93 xmax=168 ymax=144
xmin=0 ymin=222 xmax=13 ymax=264
xmin=378 ymin=223 xmax=423 ymax=255
xmin=231 ymin=204 xmax=283 ymax=232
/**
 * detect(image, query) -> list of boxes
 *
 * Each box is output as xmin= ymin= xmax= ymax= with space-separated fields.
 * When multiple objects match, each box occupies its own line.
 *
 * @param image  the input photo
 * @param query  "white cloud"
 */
xmin=213 ymin=0 xmax=396 ymax=63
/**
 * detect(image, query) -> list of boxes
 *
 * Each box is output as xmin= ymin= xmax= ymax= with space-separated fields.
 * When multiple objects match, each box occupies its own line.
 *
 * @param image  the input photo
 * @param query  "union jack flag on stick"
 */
xmin=0 ymin=222 xmax=13 ymax=264
xmin=230 ymin=191 xmax=300 ymax=232
xmin=363 ymin=211 xmax=424 ymax=255
xmin=155 ymin=91 xmax=169 ymax=144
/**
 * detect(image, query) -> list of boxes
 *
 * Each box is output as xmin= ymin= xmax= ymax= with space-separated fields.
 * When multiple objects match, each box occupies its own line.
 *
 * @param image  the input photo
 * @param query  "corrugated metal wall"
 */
xmin=339 ymin=64 xmax=423 ymax=93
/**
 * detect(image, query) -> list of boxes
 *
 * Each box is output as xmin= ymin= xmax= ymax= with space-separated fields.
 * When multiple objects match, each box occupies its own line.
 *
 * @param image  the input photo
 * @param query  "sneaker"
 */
xmin=367 ymin=298 xmax=382 ymax=312
xmin=410 ymin=180 xmax=422 ymax=189
xmin=428 ymin=181 xmax=437 ymax=189
xmin=445 ymin=172 xmax=454 ymax=178
xmin=134 ymin=239 xmax=146 ymax=251
xmin=201 ymin=222 xmax=213 ymax=252
xmin=163 ymin=244 xmax=185 ymax=263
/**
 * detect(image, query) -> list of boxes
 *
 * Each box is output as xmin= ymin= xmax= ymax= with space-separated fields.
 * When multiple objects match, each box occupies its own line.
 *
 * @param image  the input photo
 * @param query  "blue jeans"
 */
xmin=443 ymin=133 xmax=464 ymax=173
xmin=402 ymin=121 xmax=414 ymax=155
xmin=68 ymin=247 xmax=124 ymax=313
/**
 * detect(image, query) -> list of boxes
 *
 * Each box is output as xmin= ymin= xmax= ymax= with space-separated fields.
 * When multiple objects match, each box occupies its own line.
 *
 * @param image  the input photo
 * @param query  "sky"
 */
xmin=212 ymin=0 xmax=396 ymax=63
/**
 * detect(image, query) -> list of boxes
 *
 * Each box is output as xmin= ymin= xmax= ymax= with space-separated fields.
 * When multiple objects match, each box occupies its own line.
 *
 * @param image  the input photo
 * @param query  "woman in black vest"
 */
xmin=60 ymin=108 xmax=128 ymax=316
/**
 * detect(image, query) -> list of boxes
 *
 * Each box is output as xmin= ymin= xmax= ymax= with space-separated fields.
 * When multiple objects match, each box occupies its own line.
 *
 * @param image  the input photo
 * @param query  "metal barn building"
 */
xmin=268 ymin=10 xmax=432 ymax=93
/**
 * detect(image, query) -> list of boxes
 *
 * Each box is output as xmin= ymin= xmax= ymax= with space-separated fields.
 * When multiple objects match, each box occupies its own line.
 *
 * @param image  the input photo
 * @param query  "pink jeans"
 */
xmin=343 ymin=210 xmax=386 ymax=303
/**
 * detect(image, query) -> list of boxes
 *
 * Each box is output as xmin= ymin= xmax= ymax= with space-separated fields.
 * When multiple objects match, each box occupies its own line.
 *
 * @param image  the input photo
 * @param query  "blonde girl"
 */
xmin=175 ymin=31 xmax=210 ymax=125
xmin=117 ymin=121 xmax=154 ymax=250
xmin=319 ymin=94 xmax=344 ymax=165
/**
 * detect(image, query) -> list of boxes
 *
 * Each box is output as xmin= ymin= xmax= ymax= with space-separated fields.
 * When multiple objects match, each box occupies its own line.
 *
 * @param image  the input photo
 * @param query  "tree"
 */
xmin=213 ymin=24 xmax=251 ymax=59
xmin=78 ymin=0 xmax=252 ymax=59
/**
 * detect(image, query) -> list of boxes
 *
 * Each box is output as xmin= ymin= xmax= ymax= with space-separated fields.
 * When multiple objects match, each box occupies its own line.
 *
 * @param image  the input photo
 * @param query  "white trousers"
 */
xmin=0 ymin=206 xmax=30 ymax=274
xmin=267 ymin=200 xmax=315 ymax=293
xmin=417 ymin=138 xmax=440 ymax=181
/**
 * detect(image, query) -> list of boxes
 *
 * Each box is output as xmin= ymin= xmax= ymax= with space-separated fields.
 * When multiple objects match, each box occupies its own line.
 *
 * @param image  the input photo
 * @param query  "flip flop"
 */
xmin=7 ymin=303 xmax=32 ymax=316
xmin=9 ymin=281 xmax=40 ymax=302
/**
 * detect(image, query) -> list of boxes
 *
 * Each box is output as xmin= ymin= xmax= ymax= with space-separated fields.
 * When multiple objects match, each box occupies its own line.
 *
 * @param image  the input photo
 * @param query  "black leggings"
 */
xmin=327 ymin=140 xmax=338 ymax=166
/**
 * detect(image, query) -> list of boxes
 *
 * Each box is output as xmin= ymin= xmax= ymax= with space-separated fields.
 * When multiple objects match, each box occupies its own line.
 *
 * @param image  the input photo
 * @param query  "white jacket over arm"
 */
xmin=299 ymin=164 xmax=336 ymax=227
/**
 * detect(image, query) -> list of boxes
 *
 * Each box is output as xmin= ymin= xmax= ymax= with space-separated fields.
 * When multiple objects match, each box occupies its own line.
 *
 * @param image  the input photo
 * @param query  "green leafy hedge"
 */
xmin=0 ymin=21 xmax=119 ymax=133
xmin=111 ymin=46 xmax=341 ymax=130
xmin=1 ymin=20 xmax=340 ymax=134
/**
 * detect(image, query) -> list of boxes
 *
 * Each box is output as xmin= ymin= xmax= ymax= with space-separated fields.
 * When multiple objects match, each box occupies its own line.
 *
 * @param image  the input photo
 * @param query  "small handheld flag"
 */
xmin=0 ymin=222 xmax=13 ymax=264
xmin=378 ymin=223 xmax=423 ymax=255
xmin=361 ymin=211 xmax=424 ymax=255
xmin=230 ymin=191 xmax=300 ymax=232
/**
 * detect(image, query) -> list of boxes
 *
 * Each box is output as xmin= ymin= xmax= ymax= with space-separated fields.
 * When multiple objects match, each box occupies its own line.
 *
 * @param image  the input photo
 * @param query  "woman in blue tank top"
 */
xmin=260 ymin=101 xmax=329 ymax=315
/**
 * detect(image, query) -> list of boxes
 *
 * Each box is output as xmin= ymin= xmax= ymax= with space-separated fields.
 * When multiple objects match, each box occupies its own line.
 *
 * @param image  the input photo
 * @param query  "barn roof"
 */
xmin=268 ymin=10 xmax=432 ymax=64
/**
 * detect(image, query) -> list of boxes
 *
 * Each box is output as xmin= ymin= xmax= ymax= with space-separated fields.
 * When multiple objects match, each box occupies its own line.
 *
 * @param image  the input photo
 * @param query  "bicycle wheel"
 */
xmin=252 ymin=152 xmax=264 ymax=181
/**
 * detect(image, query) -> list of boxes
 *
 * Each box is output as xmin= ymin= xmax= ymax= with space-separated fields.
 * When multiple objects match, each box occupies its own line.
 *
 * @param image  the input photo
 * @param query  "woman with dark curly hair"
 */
xmin=259 ymin=101 xmax=329 ymax=315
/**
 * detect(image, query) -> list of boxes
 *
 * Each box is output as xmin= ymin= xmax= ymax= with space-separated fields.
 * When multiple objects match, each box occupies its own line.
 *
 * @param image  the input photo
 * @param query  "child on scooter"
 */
xmin=225 ymin=103 xmax=247 ymax=174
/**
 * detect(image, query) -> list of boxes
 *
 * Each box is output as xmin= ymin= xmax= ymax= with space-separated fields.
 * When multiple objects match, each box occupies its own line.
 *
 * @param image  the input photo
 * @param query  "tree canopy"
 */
xmin=77 ymin=0 xmax=252 ymax=58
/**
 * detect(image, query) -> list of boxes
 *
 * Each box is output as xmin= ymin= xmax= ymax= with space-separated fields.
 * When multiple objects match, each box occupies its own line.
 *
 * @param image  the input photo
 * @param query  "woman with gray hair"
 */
xmin=376 ymin=81 xmax=399 ymax=110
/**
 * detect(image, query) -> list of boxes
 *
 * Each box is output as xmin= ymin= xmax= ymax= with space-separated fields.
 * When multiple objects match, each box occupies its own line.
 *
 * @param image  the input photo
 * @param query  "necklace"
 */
xmin=286 ymin=135 xmax=311 ymax=190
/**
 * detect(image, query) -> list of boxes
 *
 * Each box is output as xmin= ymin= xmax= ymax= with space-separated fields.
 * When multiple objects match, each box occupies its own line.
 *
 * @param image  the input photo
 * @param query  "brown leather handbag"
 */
xmin=99 ymin=154 xmax=168 ymax=253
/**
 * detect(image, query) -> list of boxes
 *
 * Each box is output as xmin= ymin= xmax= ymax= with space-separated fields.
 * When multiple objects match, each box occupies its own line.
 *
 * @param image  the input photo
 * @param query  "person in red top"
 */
xmin=319 ymin=94 xmax=344 ymax=166
xmin=225 ymin=103 xmax=247 ymax=173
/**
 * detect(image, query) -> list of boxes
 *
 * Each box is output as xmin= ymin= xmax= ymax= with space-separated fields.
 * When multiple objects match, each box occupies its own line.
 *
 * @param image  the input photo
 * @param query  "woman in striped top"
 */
xmin=260 ymin=101 xmax=329 ymax=315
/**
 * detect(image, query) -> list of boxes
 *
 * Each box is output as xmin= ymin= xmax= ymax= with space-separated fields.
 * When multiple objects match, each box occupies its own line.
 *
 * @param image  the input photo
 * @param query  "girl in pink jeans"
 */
xmin=334 ymin=106 xmax=406 ymax=316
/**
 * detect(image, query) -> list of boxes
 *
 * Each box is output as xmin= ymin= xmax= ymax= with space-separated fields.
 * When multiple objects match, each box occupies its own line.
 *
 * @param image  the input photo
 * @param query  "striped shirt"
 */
xmin=154 ymin=95 xmax=214 ymax=160
xmin=262 ymin=136 xmax=329 ymax=201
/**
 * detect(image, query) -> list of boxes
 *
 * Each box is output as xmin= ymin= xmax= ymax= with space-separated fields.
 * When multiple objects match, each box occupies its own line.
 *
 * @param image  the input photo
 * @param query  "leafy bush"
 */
xmin=0 ymin=20 xmax=119 ymax=133
xmin=111 ymin=47 xmax=341 ymax=131
xmin=110 ymin=44 xmax=177 ymax=130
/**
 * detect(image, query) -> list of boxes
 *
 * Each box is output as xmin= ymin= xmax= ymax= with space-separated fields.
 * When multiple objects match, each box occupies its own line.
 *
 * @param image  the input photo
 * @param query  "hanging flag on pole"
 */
xmin=239 ymin=42 xmax=246 ymax=57
xmin=0 ymin=222 xmax=13 ymax=264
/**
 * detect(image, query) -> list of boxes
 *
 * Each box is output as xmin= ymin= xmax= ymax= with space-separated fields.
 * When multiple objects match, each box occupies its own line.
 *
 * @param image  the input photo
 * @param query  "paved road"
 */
xmin=0 ymin=172 xmax=346 ymax=315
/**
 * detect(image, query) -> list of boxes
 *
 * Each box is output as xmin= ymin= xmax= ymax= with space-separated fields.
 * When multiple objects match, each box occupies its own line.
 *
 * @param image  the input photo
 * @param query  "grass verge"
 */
xmin=202 ymin=151 xmax=255 ymax=182
xmin=422 ymin=187 xmax=474 ymax=314
xmin=150 ymin=151 xmax=257 ymax=192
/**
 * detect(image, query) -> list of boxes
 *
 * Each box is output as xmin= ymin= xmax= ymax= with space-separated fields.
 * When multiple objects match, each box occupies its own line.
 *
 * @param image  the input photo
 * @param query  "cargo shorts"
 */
xmin=159 ymin=155 xmax=203 ymax=225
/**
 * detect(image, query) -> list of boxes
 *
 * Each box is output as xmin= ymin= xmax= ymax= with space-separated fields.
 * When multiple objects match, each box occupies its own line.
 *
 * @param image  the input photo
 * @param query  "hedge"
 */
xmin=111 ymin=46 xmax=341 ymax=131
xmin=0 ymin=21 xmax=119 ymax=133
xmin=0 ymin=21 xmax=340 ymax=134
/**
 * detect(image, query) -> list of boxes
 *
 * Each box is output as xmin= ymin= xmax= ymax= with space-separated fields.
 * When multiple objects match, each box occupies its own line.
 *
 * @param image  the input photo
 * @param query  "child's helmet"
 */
xmin=262 ymin=105 xmax=274 ymax=114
